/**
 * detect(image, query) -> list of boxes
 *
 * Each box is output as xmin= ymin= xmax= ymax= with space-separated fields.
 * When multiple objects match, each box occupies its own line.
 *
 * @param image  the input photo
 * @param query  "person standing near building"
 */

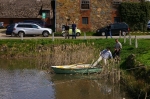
xmin=72 ymin=21 xmax=76 ymax=39
xmin=64 ymin=23 xmax=70 ymax=39
xmin=106 ymin=24 xmax=112 ymax=39
xmin=113 ymin=39 xmax=122 ymax=58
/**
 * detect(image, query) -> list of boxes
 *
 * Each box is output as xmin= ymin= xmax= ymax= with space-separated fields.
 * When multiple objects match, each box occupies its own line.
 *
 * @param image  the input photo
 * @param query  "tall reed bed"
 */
xmin=1 ymin=38 xmax=150 ymax=66
xmin=34 ymin=42 xmax=100 ymax=66
xmin=0 ymin=39 xmax=100 ymax=66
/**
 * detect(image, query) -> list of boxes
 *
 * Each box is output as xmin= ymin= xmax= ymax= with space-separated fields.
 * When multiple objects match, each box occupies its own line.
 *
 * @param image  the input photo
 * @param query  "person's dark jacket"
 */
xmin=72 ymin=24 xmax=76 ymax=31
xmin=107 ymin=25 xmax=111 ymax=32
xmin=65 ymin=25 xmax=69 ymax=30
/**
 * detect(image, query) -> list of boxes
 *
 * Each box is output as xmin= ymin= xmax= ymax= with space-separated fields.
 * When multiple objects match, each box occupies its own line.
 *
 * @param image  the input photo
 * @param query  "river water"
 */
xmin=0 ymin=59 xmax=130 ymax=99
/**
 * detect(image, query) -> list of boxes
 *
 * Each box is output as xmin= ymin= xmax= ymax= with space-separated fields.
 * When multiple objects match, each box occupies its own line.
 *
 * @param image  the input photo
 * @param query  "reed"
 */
xmin=1 ymin=38 xmax=150 ymax=66
xmin=0 ymin=39 xmax=99 ymax=66
xmin=43 ymin=43 xmax=98 ymax=66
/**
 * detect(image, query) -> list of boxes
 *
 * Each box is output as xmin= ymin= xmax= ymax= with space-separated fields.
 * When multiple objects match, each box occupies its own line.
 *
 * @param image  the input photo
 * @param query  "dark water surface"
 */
xmin=0 ymin=59 xmax=130 ymax=99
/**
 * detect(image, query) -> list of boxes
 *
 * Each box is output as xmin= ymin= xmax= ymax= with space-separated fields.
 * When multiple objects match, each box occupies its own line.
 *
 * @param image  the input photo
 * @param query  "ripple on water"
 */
xmin=0 ymin=69 xmax=55 ymax=99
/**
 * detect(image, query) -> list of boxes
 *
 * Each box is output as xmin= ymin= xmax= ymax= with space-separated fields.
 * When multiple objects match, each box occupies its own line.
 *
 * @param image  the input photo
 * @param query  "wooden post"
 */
xmin=119 ymin=30 xmax=121 ymax=38
xmin=21 ymin=33 xmax=23 ymax=40
xmin=52 ymin=32 xmax=54 ymax=41
xmin=135 ymin=36 xmax=138 ymax=48
xmin=124 ymin=33 xmax=126 ymax=43
xmin=84 ymin=32 xmax=86 ymax=40
xmin=129 ymin=34 xmax=132 ymax=45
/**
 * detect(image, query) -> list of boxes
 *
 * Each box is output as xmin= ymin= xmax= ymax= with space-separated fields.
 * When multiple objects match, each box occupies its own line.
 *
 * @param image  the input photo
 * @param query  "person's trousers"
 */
xmin=72 ymin=30 xmax=76 ymax=39
xmin=92 ymin=56 xmax=108 ymax=67
xmin=65 ymin=30 xmax=69 ymax=39
xmin=113 ymin=50 xmax=121 ymax=58
xmin=109 ymin=31 xmax=112 ymax=38
xmin=106 ymin=31 xmax=112 ymax=39
xmin=103 ymin=58 xmax=107 ymax=66
xmin=92 ymin=56 xmax=102 ymax=67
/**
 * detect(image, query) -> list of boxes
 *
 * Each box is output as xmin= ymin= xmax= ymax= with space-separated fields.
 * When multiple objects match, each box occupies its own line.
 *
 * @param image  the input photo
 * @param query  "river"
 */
xmin=0 ymin=59 xmax=131 ymax=99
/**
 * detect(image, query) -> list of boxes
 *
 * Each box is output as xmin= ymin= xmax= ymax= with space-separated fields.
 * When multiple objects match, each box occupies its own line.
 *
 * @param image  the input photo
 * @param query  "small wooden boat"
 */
xmin=51 ymin=63 xmax=102 ymax=74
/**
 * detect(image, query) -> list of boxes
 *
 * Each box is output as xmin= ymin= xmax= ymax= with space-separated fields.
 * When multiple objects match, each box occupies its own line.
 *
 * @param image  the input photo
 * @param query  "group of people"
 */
xmin=92 ymin=39 xmax=122 ymax=67
xmin=64 ymin=22 xmax=122 ymax=67
xmin=64 ymin=21 xmax=76 ymax=39
xmin=102 ymin=39 xmax=122 ymax=65
xmin=65 ymin=22 xmax=112 ymax=39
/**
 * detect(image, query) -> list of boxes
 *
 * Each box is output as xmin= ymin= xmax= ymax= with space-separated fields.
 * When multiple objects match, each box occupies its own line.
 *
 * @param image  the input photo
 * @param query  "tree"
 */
xmin=119 ymin=2 xmax=150 ymax=31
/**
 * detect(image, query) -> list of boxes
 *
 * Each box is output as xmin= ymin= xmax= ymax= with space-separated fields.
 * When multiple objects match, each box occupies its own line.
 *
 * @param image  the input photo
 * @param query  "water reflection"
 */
xmin=0 ymin=69 xmax=55 ymax=99
xmin=0 ymin=59 xmax=130 ymax=99
xmin=0 ymin=59 xmax=55 ymax=99
xmin=50 ymin=74 xmax=129 ymax=99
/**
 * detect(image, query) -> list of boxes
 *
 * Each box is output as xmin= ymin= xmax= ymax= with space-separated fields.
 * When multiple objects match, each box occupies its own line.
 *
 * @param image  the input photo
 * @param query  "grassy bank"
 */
xmin=0 ymin=38 xmax=150 ymax=65
xmin=0 ymin=39 xmax=101 ymax=65
xmin=120 ymin=54 xmax=150 ymax=99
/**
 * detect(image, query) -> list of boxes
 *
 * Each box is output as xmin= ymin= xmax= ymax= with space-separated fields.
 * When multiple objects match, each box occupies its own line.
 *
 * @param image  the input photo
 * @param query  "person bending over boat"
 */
xmin=92 ymin=47 xmax=113 ymax=67
xmin=100 ymin=47 xmax=113 ymax=65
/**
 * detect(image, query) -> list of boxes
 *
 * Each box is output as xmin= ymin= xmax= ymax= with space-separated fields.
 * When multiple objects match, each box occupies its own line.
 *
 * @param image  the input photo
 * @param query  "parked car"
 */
xmin=0 ymin=22 xmax=4 ymax=29
xmin=62 ymin=25 xmax=81 ymax=37
xmin=147 ymin=22 xmax=150 ymax=30
xmin=6 ymin=23 xmax=15 ymax=36
xmin=12 ymin=23 xmax=52 ymax=37
xmin=96 ymin=22 xmax=129 ymax=36
xmin=21 ymin=20 xmax=51 ymax=28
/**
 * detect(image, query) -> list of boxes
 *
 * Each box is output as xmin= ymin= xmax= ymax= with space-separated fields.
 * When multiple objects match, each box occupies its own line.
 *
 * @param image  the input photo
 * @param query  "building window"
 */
xmin=81 ymin=0 xmax=90 ymax=10
xmin=112 ymin=0 xmax=122 ymax=5
xmin=114 ymin=17 xmax=120 ymax=23
xmin=82 ymin=17 xmax=88 ymax=24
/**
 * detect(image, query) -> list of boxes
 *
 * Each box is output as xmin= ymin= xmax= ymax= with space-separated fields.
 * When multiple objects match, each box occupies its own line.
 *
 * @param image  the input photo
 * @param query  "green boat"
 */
xmin=51 ymin=64 xmax=102 ymax=74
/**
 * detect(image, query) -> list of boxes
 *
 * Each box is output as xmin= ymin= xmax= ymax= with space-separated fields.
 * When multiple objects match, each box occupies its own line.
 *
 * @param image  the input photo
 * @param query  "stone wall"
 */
xmin=90 ymin=0 xmax=112 ymax=31
xmin=56 ymin=0 xmax=81 ymax=31
xmin=56 ymin=0 xmax=140 ymax=32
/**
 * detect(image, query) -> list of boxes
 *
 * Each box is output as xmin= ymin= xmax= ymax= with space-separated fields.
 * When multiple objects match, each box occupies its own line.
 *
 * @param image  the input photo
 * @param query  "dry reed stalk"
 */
xmin=38 ymin=43 xmax=98 ymax=66
xmin=0 ymin=43 xmax=100 ymax=65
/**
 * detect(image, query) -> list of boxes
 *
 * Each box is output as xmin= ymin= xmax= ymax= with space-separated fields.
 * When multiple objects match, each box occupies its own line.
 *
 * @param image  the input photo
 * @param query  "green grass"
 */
xmin=138 ymin=52 xmax=150 ymax=65
xmin=0 ymin=38 xmax=150 ymax=66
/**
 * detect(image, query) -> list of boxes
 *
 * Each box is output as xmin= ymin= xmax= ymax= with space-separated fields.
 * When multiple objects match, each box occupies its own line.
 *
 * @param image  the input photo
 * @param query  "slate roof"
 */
xmin=0 ymin=0 xmax=52 ymax=18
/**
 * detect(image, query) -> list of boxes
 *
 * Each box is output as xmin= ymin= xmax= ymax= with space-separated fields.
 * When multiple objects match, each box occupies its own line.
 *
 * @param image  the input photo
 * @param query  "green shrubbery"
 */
xmin=119 ymin=2 xmax=150 ymax=31
xmin=121 ymin=54 xmax=150 ymax=99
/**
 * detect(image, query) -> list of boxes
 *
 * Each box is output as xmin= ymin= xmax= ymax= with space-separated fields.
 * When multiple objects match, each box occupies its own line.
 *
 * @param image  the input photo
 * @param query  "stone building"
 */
xmin=0 ymin=0 xmax=141 ymax=32
xmin=0 ymin=0 xmax=53 ymax=28
xmin=55 ymin=0 xmax=140 ymax=32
